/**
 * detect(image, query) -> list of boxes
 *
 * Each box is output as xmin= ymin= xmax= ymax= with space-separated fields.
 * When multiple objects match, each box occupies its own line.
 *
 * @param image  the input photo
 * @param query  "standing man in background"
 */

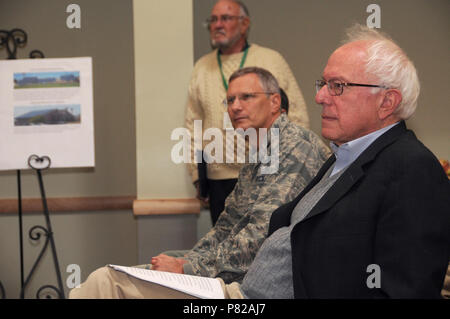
xmin=185 ymin=0 xmax=310 ymax=225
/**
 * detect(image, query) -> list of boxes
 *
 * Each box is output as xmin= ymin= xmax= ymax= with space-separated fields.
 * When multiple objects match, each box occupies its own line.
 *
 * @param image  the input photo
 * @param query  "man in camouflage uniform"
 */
xmin=69 ymin=67 xmax=329 ymax=298
xmin=151 ymin=67 xmax=329 ymax=284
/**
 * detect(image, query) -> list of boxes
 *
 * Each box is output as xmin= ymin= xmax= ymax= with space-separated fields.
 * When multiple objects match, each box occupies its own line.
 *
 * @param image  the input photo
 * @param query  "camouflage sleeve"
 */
xmin=184 ymin=132 xmax=329 ymax=283
xmin=184 ymin=178 xmax=247 ymax=258
xmin=185 ymin=210 xmax=235 ymax=257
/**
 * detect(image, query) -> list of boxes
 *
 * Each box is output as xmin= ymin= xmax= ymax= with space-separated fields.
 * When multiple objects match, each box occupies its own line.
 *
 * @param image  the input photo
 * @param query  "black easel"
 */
xmin=1 ymin=29 xmax=65 ymax=299
xmin=19 ymin=155 xmax=65 ymax=299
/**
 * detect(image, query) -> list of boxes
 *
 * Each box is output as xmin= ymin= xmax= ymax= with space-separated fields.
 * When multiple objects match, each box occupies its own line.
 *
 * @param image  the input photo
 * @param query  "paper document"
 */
xmin=0 ymin=57 xmax=94 ymax=171
xmin=108 ymin=265 xmax=225 ymax=299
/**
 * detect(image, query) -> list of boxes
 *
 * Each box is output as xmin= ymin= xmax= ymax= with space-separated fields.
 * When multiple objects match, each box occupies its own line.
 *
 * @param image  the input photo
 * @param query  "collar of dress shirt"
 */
xmin=329 ymin=122 xmax=399 ymax=177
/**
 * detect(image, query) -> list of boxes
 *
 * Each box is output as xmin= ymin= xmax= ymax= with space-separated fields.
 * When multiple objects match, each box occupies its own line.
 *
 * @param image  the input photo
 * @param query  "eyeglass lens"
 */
xmin=207 ymin=15 xmax=240 ymax=24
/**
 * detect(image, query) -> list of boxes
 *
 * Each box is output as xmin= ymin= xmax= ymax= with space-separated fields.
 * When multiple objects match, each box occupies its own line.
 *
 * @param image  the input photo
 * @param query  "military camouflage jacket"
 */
xmin=183 ymin=113 xmax=330 ymax=283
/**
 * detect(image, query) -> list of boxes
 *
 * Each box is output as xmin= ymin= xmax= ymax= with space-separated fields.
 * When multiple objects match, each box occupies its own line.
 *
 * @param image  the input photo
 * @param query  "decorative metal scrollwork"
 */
xmin=29 ymin=49 xmax=45 ymax=59
xmin=28 ymin=154 xmax=51 ymax=170
xmin=20 ymin=225 xmax=64 ymax=299
xmin=0 ymin=29 xmax=44 ymax=59
xmin=0 ymin=28 xmax=27 ymax=59
xmin=29 ymin=225 xmax=51 ymax=256
xmin=36 ymin=285 xmax=63 ymax=299
xmin=0 ymin=281 xmax=5 ymax=299
xmin=14 ymin=155 xmax=65 ymax=299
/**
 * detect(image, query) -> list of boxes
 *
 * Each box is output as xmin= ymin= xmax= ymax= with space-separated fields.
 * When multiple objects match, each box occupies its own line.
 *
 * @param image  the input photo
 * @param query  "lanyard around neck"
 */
xmin=217 ymin=46 xmax=249 ymax=90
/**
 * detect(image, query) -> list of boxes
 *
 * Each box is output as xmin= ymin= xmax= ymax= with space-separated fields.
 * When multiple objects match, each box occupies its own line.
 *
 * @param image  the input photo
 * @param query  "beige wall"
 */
xmin=133 ymin=0 xmax=199 ymax=264
xmin=0 ymin=0 xmax=137 ymax=199
xmin=194 ymin=0 xmax=450 ymax=161
xmin=0 ymin=0 xmax=138 ymax=298
xmin=134 ymin=0 xmax=195 ymax=199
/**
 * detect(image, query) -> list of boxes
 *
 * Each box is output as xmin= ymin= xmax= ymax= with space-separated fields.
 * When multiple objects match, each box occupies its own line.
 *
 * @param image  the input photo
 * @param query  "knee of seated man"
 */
xmin=87 ymin=266 xmax=113 ymax=282
xmin=69 ymin=266 xmax=112 ymax=298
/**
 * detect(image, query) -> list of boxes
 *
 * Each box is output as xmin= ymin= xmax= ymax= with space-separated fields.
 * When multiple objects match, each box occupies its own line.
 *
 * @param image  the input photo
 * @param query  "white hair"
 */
xmin=222 ymin=0 xmax=249 ymax=17
xmin=343 ymin=24 xmax=420 ymax=120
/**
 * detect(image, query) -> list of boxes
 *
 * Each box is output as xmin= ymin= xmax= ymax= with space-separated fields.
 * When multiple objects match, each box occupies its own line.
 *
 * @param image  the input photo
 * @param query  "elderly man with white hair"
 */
xmin=238 ymin=24 xmax=450 ymax=299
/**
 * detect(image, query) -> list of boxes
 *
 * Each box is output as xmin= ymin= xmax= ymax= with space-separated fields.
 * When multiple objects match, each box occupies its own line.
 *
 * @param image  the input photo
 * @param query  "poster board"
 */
xmin=0 ymin=57 xmax=95 ymax=170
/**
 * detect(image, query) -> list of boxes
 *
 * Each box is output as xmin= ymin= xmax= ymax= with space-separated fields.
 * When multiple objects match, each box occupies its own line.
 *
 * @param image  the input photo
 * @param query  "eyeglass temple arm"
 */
xmin=346 ymin=83 xmax=388 ymax=89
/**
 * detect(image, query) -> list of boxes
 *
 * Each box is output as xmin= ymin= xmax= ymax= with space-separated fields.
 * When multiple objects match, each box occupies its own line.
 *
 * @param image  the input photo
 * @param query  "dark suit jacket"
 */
xmin=268 ymin=121 xmax=450 ymax=298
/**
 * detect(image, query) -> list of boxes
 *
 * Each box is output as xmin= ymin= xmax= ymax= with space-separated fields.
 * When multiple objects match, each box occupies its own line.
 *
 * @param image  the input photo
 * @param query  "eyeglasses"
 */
xmin=205 ymin=15 xmax=244 ymax=26
xmin=223 ymin=92 xmax=274 ymax=107
xmin=315 ymin=79 xmax=389 ymax=96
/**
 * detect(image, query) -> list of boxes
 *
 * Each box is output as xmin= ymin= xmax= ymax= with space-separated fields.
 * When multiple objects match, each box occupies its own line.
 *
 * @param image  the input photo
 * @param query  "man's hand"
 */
xmin=194 ymin=181 xmax=209 ymax=207
xmin=151 ymin=254 xmax=187 ymax=274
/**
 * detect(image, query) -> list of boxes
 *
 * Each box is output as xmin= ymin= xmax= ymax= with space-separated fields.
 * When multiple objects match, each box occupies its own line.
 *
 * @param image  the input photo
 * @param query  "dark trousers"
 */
xmin=207 ymin=178 xmax=238 ymax=226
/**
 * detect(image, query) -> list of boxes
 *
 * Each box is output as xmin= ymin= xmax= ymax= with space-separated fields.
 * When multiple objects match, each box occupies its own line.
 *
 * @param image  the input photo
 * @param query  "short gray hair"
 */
xmin=234 ymin=0 xmax=250 ymax=38
xmin=343 ymin=24 xmax=420 ymax=120
xmin=229 ymin=67 xmax=280 ymax=96
xmin=234 ymin=0 xmax=250 ymax=17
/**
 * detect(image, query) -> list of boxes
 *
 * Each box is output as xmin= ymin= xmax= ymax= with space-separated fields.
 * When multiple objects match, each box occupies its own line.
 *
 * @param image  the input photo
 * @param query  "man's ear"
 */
xmin=240 ymin=16 xmax=250 ymax=35
xmin=270 ymin=93 xmax=281 ymax=114
xmin=378 ymin=89 xmax=402 ymax=120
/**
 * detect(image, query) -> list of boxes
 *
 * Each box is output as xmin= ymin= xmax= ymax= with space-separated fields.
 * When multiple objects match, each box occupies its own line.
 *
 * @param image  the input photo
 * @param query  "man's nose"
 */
xmin=315 ymin=85 xmax=329 ymax=105
xmin=229 ymin=98 xmax=243 ymax=112
xmin=211 ymin=18 xmax=224 ymax=29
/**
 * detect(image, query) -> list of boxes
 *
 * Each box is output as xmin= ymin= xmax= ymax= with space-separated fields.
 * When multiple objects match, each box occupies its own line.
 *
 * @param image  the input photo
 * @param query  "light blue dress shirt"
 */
xmin=329 ymin=122 xmax=399 ymax=177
